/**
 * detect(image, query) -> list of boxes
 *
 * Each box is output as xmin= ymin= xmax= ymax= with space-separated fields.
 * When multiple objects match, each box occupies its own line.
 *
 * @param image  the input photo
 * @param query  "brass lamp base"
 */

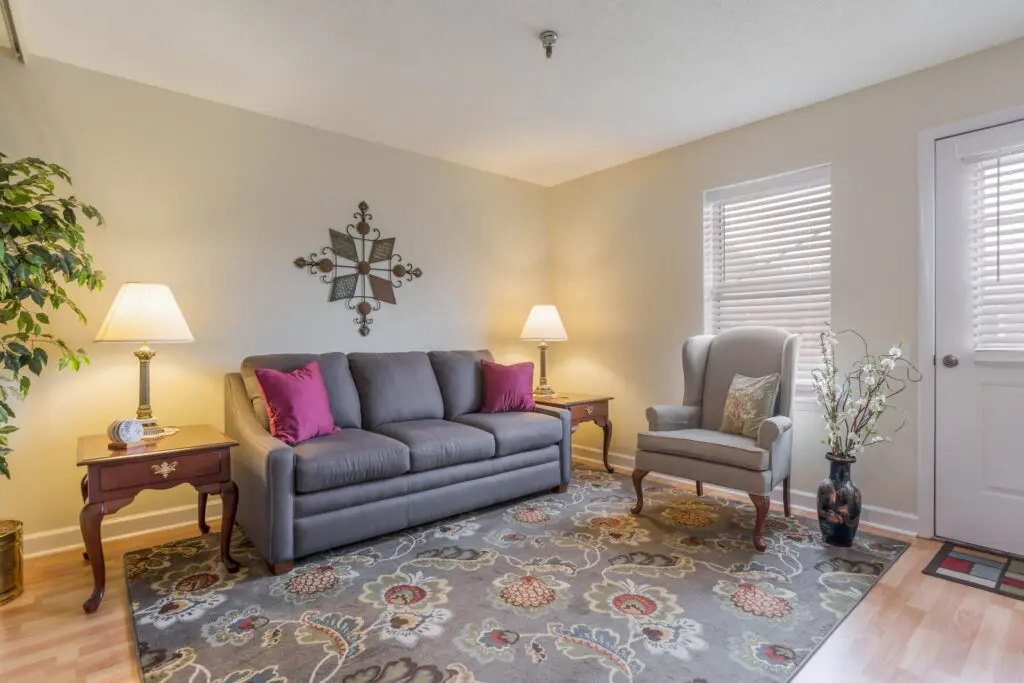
xmin=534 ymin=341 xmax=556 ymax=396
xmin=133 ymin=345 xmax=162 ymax=435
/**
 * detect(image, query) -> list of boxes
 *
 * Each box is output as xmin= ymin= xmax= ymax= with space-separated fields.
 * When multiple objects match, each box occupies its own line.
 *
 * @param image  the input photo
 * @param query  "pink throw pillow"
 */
xmin=254 ymin=361 xmax=338 ymax=445
xmin=481 ymin=360 xmax=536 ymax=413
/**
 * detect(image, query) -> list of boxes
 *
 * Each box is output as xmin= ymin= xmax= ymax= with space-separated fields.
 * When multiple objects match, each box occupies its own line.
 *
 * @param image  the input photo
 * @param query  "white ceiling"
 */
xmin=11 ymin=0 xmax=1024 ymax=186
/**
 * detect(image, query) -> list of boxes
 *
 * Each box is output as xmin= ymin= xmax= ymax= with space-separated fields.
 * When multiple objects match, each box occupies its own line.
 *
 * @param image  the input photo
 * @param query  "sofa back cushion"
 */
xmin=700 ymin=327 xmax=790 ymax=430
xmin=241 ymin=352 xmax=362 ymax=430
xmin=348 ymin=352 xmax=445 ymax=429
xmin=428 ymin=350 xmax=493 ymax=418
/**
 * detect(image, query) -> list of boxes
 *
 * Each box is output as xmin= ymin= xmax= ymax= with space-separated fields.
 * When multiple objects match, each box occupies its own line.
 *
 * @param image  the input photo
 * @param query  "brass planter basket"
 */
xmin=0 ymin=520 xmax=24 ymax=606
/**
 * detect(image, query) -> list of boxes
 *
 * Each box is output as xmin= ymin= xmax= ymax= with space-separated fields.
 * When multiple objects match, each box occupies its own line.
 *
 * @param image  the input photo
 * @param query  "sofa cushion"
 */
xmin=636 ymin=428 xmax=769 ymax=472
xmin=241 ymin=353 xmax=361 ymax=430
xmin=349 ymin=352 xmax=444 ymax=429
xmin=428 ymin=350 xmax=493 ymax=418
xmin=254 ymin=361 xmax=338 ymax=445
xmin=293 ymin=446 xmax=560 ymax=518
xmin=316 ymin=353 xmax=363 ymax=429
xmin=374 ymin=419 xmax=495 ymax=472
xmin=453 ymin=411 xmax=562 ymax=456
xmin=242 ymin=353 xmax=317 ymax=431
xmin=293 ymin=429 xmax=410 ymax=493
xmin=480 ymin=360 xmax=536 ymax=413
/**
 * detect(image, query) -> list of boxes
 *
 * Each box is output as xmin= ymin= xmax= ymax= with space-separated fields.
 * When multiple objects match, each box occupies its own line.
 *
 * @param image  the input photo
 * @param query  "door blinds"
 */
xmin=969 ymin=148 xmax=1024 ymax=350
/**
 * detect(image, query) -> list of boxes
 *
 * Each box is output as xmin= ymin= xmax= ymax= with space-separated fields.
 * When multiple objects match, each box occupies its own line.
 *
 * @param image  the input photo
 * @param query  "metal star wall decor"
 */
xmin=294 ymin=201 xmax=423 ymax=336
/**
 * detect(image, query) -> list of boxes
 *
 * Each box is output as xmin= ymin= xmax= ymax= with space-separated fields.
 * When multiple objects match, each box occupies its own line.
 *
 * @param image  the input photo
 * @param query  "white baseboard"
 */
xmin=573 ymin=445 xmax=919 ymax=538
xmin=23 ymin=500 xmax=222 ymax=559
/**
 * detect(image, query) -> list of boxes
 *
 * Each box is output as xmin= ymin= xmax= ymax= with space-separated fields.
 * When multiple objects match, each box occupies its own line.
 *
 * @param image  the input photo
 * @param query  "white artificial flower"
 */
xmin=846 ymin=407 xmax=857 ymax=417
xmin=880 ymin=357 xmax=895 ymax=370
xmin=889 ymin=346 xmax=901 ymax=359
xmin=865 ymin=375 xmax=876 ymax=387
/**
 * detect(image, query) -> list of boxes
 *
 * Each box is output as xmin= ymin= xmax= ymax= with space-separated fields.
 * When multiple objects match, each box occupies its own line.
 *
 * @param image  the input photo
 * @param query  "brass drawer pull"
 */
xmin=151 ymin=461 xmax=178 ymax=479
xmin=585 ymin=405 xmax=594 ymax=416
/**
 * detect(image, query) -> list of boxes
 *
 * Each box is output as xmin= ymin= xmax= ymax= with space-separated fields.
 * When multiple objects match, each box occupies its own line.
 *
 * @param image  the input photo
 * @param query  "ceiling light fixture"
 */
xmin=539 ymin=30 xmax=558 ymax=59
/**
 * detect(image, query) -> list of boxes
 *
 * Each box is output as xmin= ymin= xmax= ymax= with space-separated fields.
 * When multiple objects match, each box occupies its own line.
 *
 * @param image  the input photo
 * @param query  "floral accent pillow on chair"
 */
xmin=720 ymin=373 xmax=781 ymax=438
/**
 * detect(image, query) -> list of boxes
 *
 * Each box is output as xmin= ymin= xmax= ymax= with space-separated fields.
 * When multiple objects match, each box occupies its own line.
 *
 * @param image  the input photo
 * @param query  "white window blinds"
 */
xmin=969 ymin=149 xmax=1024 ymax=350
xmin=703 ymin=165 xmax=832 ymax=384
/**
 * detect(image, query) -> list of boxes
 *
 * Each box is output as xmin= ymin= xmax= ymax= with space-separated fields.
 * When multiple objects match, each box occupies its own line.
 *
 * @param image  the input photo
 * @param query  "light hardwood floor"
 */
xmin=1 ymin=506 xmax=1022 ymax=682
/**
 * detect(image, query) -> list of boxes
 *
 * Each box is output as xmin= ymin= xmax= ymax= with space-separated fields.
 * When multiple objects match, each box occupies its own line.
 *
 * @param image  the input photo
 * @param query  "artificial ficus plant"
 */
xmin=0 ymin=152 xmax=105 ymax=478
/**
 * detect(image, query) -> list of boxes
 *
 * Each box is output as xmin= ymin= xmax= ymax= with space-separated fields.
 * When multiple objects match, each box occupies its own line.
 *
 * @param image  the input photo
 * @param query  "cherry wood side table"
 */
xmin=76 ymin=424 xmax=239 ymax=614
xmin=534 ymin=393 xmax=614 ymax=473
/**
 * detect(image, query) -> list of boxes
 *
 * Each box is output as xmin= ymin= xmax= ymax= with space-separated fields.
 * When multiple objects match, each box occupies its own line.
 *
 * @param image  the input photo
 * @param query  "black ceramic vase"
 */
xmin=816 ymin=454 xmax=862 ymax=547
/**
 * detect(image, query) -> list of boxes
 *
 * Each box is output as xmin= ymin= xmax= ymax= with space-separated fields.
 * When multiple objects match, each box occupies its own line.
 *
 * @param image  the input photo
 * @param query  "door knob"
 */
xmin=942 ymin=354 xmax=959 ymax=368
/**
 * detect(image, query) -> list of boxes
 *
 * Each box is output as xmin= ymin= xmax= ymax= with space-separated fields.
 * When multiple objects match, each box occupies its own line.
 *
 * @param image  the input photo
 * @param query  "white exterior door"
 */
xmin=935 ymin=120 xmax=1024 ymax=556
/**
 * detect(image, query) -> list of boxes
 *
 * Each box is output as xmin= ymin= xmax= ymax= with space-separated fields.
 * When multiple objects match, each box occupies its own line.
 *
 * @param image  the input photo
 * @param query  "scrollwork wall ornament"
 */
xmin=294 ymin=201 xmax=424 ymax=336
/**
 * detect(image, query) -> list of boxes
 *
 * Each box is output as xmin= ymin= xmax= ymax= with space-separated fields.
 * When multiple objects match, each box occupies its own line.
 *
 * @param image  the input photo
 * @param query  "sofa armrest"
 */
xmin=224 ymin=373 xmax=296 ymax=565
xmin=759 ymin=415 xmax=794 ymax=484
xmin=757 ymin=415 xmax=793 ymax=450
xmin=645 ymin=404 xmax=701 ymax=432
xmin=534 ymin=405 xmax=573 ymax=486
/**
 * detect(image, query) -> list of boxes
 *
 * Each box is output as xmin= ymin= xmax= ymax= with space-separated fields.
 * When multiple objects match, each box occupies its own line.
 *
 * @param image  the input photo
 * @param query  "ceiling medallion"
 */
xmin=294 ymin=201 xmax=423 ymax=336
xmin=539 ymin=30 xmax=558 ymax=59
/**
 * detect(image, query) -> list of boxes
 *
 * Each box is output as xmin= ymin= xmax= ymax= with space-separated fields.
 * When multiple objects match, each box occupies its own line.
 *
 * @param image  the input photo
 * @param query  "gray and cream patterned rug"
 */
xmin=126 ymin=466 xmax=907 ymax=682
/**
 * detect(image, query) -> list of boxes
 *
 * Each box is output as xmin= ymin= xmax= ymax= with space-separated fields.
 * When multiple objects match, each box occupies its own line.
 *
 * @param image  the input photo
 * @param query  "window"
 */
xmin=968 ymin=148 xmax=1024 ymax=350
xmin=703 ymin=165 xmax=832 ymax=386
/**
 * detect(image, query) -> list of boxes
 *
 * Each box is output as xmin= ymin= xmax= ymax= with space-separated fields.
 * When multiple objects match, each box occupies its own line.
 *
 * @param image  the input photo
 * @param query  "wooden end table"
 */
xmin=534 ymin=393 xmax=614 ymax=473
xmin=76 ymin=424 xmax=239 ymax=614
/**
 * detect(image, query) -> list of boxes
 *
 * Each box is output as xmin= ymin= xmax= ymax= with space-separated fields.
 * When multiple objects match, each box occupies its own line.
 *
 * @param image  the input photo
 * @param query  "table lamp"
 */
xmin=520 ymin=304 xmax=567 ymax=396
xmin=95 ymin=283 xmax=194 ymax=436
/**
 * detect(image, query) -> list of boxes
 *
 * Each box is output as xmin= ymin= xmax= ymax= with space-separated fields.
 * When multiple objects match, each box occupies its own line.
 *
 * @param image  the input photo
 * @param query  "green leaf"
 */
xmin=7 ymin=342 xmax=29 ymax=356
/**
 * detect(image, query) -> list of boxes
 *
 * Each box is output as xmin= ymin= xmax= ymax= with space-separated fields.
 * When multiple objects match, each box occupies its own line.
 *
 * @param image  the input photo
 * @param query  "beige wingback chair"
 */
xmin=631 ymin=327 xmax=800 ymax=551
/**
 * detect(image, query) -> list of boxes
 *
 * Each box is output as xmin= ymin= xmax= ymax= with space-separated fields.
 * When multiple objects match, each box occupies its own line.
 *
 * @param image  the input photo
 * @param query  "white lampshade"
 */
xmin=520 ymin=304 xmax=568 ymax=341
xmin=95 ymin=283 xmax=194 ymax=343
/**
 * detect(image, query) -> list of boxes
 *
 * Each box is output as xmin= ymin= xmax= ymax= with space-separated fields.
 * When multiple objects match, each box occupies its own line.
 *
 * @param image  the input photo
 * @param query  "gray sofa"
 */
xmin=224 ymin=350 xmax=572 ymax=573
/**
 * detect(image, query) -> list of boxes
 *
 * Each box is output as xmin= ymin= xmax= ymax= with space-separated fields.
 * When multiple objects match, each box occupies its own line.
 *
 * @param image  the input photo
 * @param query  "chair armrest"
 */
xmin=646 ymin=404 xmax=701 ymax=431
xmin=534 ymin=405 xmax=573 ymax=486
xmin=224 ymin=373 xmax=296 ymax=564
xmin=757 ymin=415 xmax=793 ymax=450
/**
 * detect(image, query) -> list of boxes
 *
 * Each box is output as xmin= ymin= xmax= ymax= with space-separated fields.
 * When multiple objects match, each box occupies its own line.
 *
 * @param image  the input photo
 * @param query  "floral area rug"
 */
xmin=126 ymin=466 xmax=907 ymax=683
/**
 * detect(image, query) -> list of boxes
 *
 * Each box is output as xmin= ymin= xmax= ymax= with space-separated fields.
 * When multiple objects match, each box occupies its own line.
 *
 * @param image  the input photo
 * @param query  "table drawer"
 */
xmin=100 ymin=450 xmax=226 ymax=491
xmin=570 ymin=402 xmax=607 ymax=422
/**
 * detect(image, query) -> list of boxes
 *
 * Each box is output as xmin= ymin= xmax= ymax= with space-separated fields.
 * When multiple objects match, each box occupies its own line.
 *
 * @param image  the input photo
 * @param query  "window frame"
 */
xmin=702 ymin=163 xmax=833 ymax=392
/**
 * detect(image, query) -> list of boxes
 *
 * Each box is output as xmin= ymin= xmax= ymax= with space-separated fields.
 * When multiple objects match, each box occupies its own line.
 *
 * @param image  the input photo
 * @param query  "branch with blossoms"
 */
xmin=810 ymin=326 xmax=922 ymax=460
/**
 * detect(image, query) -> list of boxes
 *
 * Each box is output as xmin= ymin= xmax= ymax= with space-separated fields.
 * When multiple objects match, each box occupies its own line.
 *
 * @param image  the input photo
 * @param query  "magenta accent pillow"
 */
xmin=480 ymin=360 xmax=536 ymax=413
xmin=254 ymin=361 xmax=338 ymax=445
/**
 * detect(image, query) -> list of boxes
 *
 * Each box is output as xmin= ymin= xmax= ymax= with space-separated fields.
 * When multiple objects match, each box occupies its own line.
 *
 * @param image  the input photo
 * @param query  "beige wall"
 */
xmin=0 ymin=57 xmax=548 ymax=539
xmin=5 ymin=36 xmax=1024 ymax=540
xmin=547 ymin=38 xmax=1024 ymax=516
